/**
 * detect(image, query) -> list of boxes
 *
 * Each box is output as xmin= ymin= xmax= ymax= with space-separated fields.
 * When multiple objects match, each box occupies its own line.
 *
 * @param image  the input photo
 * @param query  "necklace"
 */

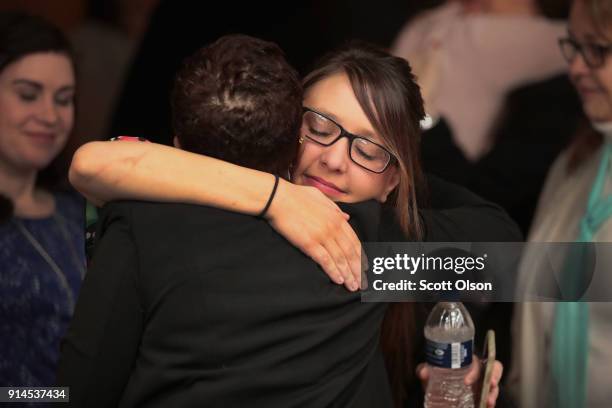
xmin=13 ymin=213 xmax=86 ymax=312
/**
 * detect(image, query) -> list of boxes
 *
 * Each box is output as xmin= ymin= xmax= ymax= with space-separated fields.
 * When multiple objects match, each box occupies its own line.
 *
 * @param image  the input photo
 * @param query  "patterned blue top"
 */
xmin=0 ymin=192 xmax=85 ymax=388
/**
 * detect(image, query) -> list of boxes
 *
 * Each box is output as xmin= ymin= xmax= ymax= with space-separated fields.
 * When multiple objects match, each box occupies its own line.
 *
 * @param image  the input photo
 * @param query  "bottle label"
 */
xmin=425 ymin=339 xmax=473 ymax=369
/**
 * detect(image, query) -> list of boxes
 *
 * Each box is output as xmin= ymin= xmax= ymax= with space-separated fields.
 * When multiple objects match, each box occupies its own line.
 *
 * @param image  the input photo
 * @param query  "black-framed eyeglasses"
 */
xmin=301 ymin=107 xmax=396 ymax=173
xmin=559 ymin=37 xmax=612 ymax=69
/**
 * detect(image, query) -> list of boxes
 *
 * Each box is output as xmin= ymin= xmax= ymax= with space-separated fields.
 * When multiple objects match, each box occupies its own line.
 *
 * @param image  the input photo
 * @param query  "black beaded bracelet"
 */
xmin=258 ymin=174 xmax=280 ymax=218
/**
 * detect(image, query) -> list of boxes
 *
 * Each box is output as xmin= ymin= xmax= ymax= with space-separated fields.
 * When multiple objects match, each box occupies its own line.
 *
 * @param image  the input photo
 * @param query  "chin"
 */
xmin=20 ymin=153 xmax=58 ymax=171
xmin=583 ymin=103 xmax=612 ymax=123
xmin=586 ymin=112 xmax=612 ymax=124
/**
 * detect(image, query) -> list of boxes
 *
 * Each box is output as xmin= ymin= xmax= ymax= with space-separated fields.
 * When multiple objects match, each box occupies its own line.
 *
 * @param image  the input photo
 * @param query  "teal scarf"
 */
xmin=552 ymin=142 xmax=612 ymax=408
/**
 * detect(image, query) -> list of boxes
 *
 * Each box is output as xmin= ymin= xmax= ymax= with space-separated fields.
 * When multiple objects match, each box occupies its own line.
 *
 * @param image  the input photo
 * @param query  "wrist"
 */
xmin=258 ymin=174 xmax=280 ymax=218
xmin=264 ymin=178 xmax=289 ymax=221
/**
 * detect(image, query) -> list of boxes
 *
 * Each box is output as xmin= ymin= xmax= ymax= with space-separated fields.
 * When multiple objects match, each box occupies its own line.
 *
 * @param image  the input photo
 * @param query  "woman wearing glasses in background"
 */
xmin=70 ymin=42 xmax=505 ymax=407
xmin=509 ymin=0 xmax=612 ymax=407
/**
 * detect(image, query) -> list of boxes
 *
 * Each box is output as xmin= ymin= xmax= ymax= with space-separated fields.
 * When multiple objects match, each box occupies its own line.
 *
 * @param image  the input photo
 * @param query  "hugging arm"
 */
xmin=56 ymin=203 xmax=143 ymax=407
xmin=70 ymin=141 xmax=282 ymax=211
xmin=69 ymin=141 xmax=362 ymax=290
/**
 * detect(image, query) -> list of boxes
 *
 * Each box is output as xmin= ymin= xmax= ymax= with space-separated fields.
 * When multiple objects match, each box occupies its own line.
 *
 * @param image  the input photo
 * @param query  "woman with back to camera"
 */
xmin=70 ymin=41 xmax=505 ymax=406
xmin=0 ymin=12 xmax=85 ymax=388
xmin=509 ymin=0 xmax=612 ymax=407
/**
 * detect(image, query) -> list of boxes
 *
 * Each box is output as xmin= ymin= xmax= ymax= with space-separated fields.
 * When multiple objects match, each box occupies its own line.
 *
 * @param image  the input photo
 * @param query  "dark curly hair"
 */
xmin=171 ymin=34 xmax=303 ymax=175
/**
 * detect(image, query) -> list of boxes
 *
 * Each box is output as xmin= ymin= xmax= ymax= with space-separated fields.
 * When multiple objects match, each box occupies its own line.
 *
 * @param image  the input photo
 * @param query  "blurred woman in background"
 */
xmin=0 ymin=12 xmax=85 ymax=387
xmin=392 ymin=0 xmax=567 ymax=160
xmin=510 ymin=0 xmax=612 ymax=406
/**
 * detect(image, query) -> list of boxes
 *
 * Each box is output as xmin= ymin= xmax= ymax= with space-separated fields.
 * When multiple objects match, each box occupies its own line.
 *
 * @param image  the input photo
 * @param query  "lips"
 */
xmin=24 ymin=131 xmax=57 ymax=145
xmin=577 ymin=85 xmax=601 ymax=95
xmin=573 ymin=78 xmax=603 ymax=96
xmin=304 ymin=174 xmax=346 ymax=197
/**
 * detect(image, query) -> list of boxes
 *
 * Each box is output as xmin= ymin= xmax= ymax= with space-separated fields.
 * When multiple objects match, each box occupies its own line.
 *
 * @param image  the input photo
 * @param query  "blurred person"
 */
xmin=413 ymin=0 xmax=580 ymax=238
xmin=394 ymin=2 xmax=578 ymax=369
xmin=396 ymin=0 xmax=580 ymax=237
xmin=392 ymin=0 xmax=567 ymax=160
xmin=0 ymin=12 xmax=85 ymax=388
xmin=509 ymin=0 xmax=612 ymax=407
xmin=420 ymin=72 xmax=583 ymax=236
xmin=68 ymin=0 xmax=160 ymax=144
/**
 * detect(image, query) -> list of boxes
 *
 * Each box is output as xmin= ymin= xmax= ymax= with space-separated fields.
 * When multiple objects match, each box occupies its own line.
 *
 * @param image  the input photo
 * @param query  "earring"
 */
xmin=298 ymin=136 xmax=304 ymax=144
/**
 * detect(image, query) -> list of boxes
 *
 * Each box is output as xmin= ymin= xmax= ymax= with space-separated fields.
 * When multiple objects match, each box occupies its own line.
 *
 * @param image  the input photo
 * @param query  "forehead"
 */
xmin=570 ymin=0 xmax=612 ymax=40
xmin=304 ymin=72 xmax=383 ymax=143
xmin=0 ymin=52 xmax=75 ymax=88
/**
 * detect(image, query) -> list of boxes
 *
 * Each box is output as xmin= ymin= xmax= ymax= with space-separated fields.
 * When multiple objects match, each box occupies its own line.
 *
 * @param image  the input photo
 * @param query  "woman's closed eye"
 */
xmin=308 ymin=126 xmax=334 ymax=137
xmin=54 ymin=92 xmax=74 ymax=107
xmin=13 ymin=81 xmax=41 ymax=103
xmin=354 ymin=144 xmax=378 ymax=161
xmin=17 ymin=89 xmax=38 ymax=103
xmin=354 ymin=138 xmax=386 ymax=160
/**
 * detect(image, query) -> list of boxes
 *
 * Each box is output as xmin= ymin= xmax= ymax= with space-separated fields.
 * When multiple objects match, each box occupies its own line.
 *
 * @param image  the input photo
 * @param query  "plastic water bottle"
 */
xmin=424 ymin=302 xmax=475 ymax=408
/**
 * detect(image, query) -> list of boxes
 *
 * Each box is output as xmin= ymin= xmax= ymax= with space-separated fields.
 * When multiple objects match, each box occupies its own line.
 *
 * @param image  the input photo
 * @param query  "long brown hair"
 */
xmin=303 ymin=42 xmax=425 ymax=239
xmin=303 ymin=42 xmax=427 ymax=406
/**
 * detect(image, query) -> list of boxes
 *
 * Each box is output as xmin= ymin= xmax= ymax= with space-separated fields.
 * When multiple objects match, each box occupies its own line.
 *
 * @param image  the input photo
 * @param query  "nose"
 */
xmin=319 ymin=137 xmax=350 ymax=173
xmin=569 ymin=51 xmax=591 ymax=77
xmin=35 ymin=96 xmax=60 ymax=126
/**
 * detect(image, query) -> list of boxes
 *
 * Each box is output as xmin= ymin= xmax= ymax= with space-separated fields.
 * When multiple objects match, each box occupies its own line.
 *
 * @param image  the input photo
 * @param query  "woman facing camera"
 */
xmin=69 ymin=40 xmax=503 ymax=406
xmin=0 ymin=12 xmax=85 ymax=387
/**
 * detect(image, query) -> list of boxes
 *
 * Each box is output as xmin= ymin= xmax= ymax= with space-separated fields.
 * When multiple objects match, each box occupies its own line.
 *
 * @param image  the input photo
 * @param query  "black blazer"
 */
xmin=57 ymin=200 xmax=393 ymax=408
xmin=57 ymin=177 xmax=520 ymax=408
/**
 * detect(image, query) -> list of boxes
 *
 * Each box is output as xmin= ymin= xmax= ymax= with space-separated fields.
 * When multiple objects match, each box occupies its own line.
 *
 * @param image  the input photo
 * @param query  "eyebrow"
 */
xmin=311 ymin=106 xmax=377 ymax=139
xmin=12 ymin=79 xmax=42 ymax=90
xmin=568 ymin=29 xmax=606 ymax=43
xmin=12 ymin=79 xmax=75 ymax=93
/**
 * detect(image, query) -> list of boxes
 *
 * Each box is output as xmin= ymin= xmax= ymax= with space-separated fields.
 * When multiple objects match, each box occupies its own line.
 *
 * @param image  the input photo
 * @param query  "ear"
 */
xmin=379 ymin=166 xmax=400 ymax=203
xmin=173 ymin=136 xmax=181 ymax=149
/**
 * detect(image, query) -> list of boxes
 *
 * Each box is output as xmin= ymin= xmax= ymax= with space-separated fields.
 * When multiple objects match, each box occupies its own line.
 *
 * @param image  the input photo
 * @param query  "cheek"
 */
xmin=0 ymin=107 xmax=28 ymax=157
xmin=0 ymin=95 xmax=30 ymax=132
xmin=0 ymin=108 xmax=30 ymax=165
xmin=48 ymin=104 xmax=75 ymax=154
xmin=293 ymin=143 xmax=321 ymax=177
xmin=354 ymin=172 xmax=388 ymax=200
xmin=595 ymin=66 xmax=612 ymax=97
xmin=58 ymin=105 xmax=75 ymax=139
xmin=341 ymin=167 xmax=388 ymax=203
xmin=585 ymin=72 xmax=612 ymax=121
